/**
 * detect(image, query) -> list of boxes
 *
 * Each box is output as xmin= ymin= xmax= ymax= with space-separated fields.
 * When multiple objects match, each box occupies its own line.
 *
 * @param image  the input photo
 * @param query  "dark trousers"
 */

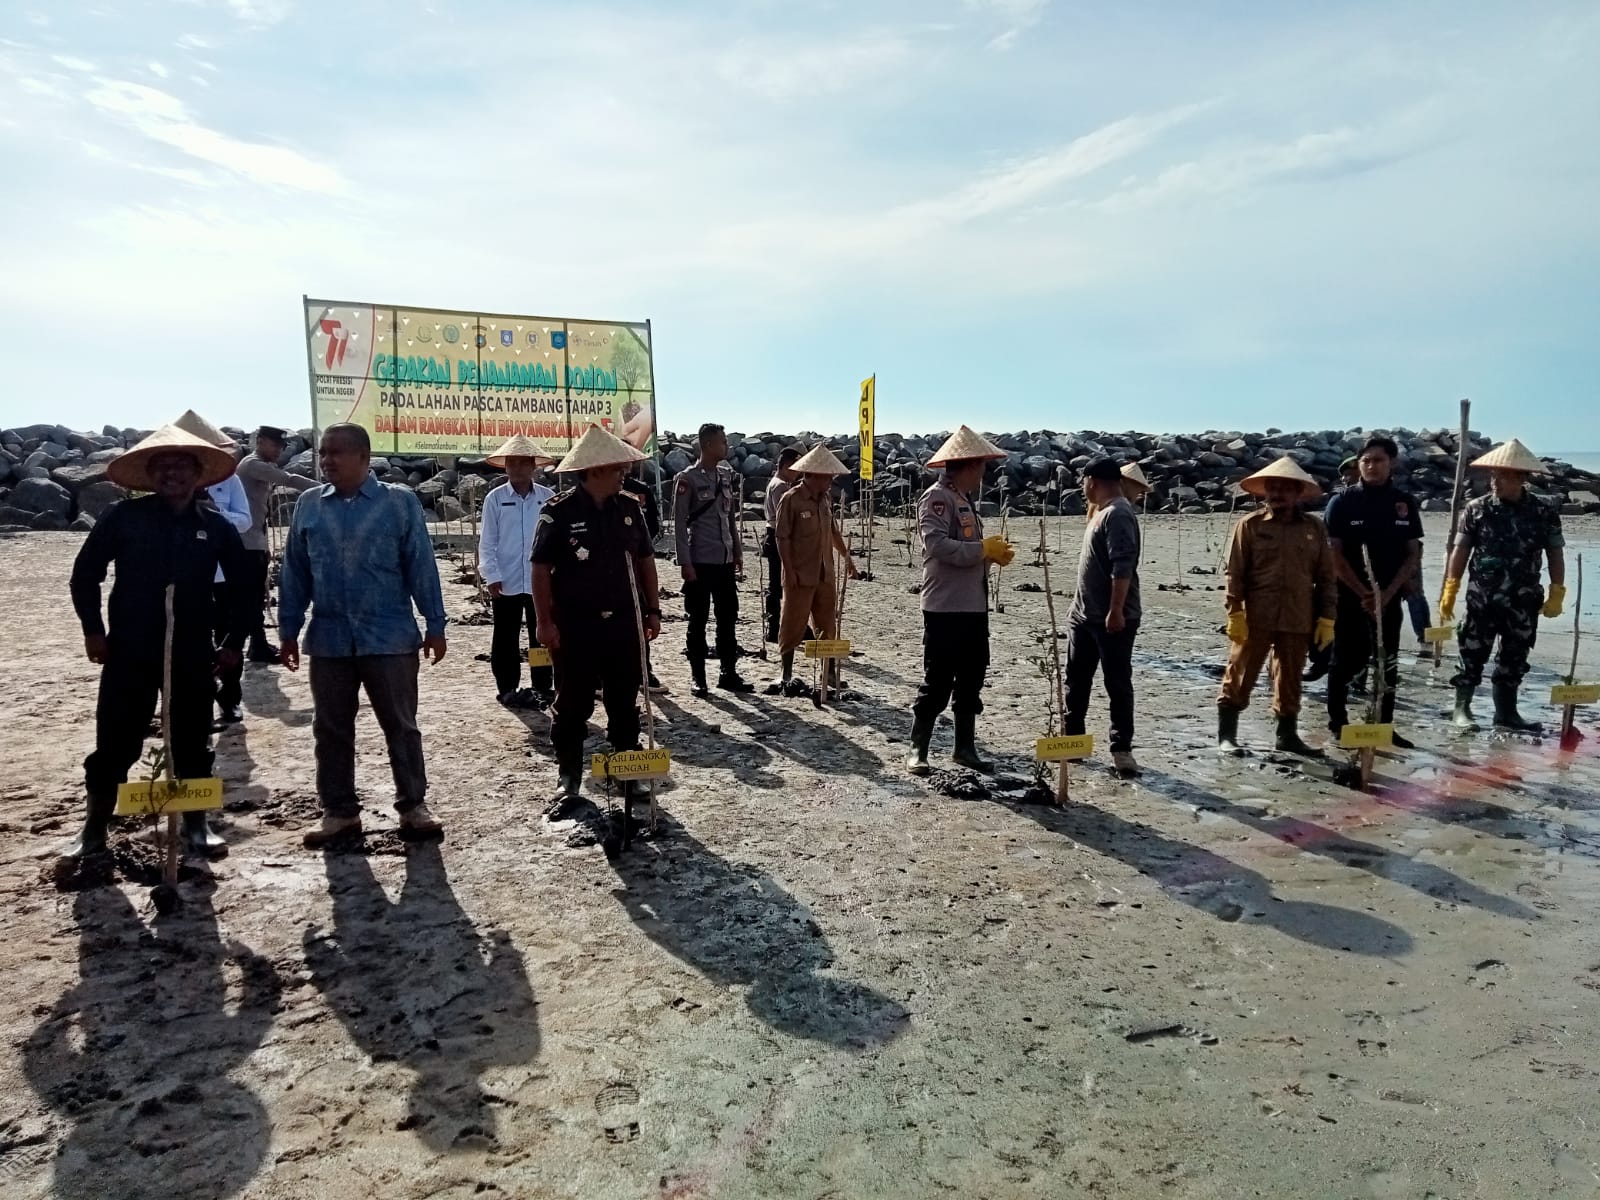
xmin=1452 ymin=592 xmax=1541 ymax=689
xmin=84 ymin=651 xmax=215 ymax=803
xmin=243 ymin=549 xmax=271 ymax=652
xmin=551 ymin=621 xmax=642 ymax=776
xmin=761 ymin=535 xmax=783 ymax=643
xmin=308 ymin=654 xmax=426 ymax=818
xmin=684 ymin=562 xmax=740 ymax=670
xmin=1328 ymin=590 xmax=1404 ymax=731
xmin=1404 ymin=589 xmax=1429 ymax=643
xmin=912 ymin=611 xmax=989 ymax=722
xmin=490 ymin=593 xmax=553 ymax=695
xmin=1064 ymin=619 xmax=1139 ymax=751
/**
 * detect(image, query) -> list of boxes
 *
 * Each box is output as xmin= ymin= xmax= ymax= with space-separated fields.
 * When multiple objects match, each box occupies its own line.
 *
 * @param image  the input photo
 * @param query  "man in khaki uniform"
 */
xmin=906 ymin=426 xmax=1014 ymax=774
xmin=1217 ymin=458 xmax=1337 ymax=756
xmin=774 ymin=445 xmax=857 ymax=695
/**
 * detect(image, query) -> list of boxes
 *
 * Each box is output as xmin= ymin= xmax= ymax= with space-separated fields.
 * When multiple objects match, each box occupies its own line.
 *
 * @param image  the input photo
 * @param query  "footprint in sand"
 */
xmin=595 ymin=1081 xmax=641 ymax=1144
xmin=1469 ymin=958 xmax=1512 ymax=989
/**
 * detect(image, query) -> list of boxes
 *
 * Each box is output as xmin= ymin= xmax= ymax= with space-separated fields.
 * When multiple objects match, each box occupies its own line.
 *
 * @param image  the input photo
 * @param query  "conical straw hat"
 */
xmin=486 ymin=434 xmax=555 ymax=468
xmin=107 ymin=424 xmax=239 ymax=491
xmin=552 ymin=423 xmax=646 ymax=474
xmin=792 ymin=444 xmax=850 ymax=476
xmin=1470 ymin=438 xmax=1544 ymax=474
xmin=1240 ymin=456 xmax=1321 ymax=499
xmin=1120 ymin=463 xmax=1151 ymax=492
xmin=926 ymin=425 xmax=1007 ymax=467
xmin=171 ymin=408 xmax=236 ymax=449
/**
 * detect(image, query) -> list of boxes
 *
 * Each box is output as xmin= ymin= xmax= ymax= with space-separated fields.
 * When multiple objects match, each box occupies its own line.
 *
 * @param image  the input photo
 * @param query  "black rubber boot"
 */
xmin=1492 ymin=683 xmax=1541 ymax=732
xmin=1273 ymin=714 xmax=1323 ymax=757
xmin=182 ymin=810 xmax=228 ymax=858
xmin=61 ymin=792 xmax=116 ymax=860
xmin=905 ymin=715 xmax=934 ymax=776
xmin=1378 ymin=694 xmax=1415 ymax=749
xmin=1452 ymin=683 xmax=1479 ymax=730
xmin=1217 ymin=706 xmax=1244 ymax=755
xmin=717 ymin=665 xmax=755 ymax=693
xmin=690 ymin=658 xmax=709 ymax=697
xmin=951 ymin=713 xmax=992 ymax=773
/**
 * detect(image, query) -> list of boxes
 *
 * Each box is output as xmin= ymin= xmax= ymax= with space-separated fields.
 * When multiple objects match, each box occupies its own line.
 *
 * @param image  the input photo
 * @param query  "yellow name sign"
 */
xmin=1422 ymin=626 xmax=1455 ymax=644
xmin=526 ymin=647 xmax=553 ymax=667
xmin=1551 ymin=684 xmax=1600 ymax=705
xmin=1035 ymin=734 xmax=1094 ymax=761
xmin=804 ymin=639 xmax=852 ymax=659
xmin=115 ymin=777 xmax=224 ymax=815
xmin=1339 ymin=723 xmax=1394 ymax=749
xmin=591 ymin=749 xmax=671 ymax=780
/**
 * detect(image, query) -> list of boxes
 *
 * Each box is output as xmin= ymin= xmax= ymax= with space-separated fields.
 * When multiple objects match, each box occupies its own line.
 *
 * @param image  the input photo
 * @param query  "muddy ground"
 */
xmin=1 ymin=513 xmax=1597 ymax=1200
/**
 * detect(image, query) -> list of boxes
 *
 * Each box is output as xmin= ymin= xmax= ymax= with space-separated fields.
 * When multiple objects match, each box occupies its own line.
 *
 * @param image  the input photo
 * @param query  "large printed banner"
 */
xmin=304 ymin=298 xmax=656 ymax=457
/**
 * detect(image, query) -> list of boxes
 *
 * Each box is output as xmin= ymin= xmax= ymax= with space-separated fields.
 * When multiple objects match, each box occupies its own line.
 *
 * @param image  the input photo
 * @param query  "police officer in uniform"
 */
xmin=67 ymin=425 xmax=253 ymax=860
xmin=673 ymin=422 xmax=752 ymax=696
xmin=1322 ymin=435 xmax=1423 ymax=748
xmin=532 ymin=425 xmax=662 ymax=803
xmin=906 ymin=426 xmax=1014 ymax=775
xmin=772 ymin=444 xmax=857 ymax=694
xmin=1440 ymin=438 xmax=1566 ymax=731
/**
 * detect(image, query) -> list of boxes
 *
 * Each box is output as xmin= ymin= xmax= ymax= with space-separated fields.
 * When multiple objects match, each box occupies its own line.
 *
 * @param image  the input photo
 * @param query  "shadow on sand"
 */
xmin=609 ymin=815 xmax=910 ymax=1048
xmin=995 ymin=795 xmax=1414 ymax=956
xmin=22 ymin=884 xmax=280 ymax=1200
xmin=304 ymin=842 xmax=541 ymax=1151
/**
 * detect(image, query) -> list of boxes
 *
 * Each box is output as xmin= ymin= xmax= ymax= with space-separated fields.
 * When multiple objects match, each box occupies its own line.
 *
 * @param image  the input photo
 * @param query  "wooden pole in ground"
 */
xmin=1038 ymin=519 xmax=1069 ymax=804
xmin=994 ymin=505 xmax=1010 ymax=613
xmin=624 ymin=556 xmax=660 ymax=833
xmin=1358 ymin=546 xmax=1386 ymax=790
xmin=1436 ymin=399 xmax=1472 ymax=666
xmin=1561 ymin=552 xmax=1584 ymax=748
xmin=160 ymin=584 xmax=179 ymax=888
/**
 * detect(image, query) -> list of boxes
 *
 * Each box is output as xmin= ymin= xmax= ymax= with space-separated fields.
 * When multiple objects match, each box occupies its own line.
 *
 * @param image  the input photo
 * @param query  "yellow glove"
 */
xmin=1438 ymin=577 xmax=1461 ymax=623
xmin=1314 ymin=617 xmax=1336 ymax=650
xmin=1542 ymin=584 xmax=1566 ymax=619
xmin=1225 ymin=609 xmax=1249 ymax=645
xmin=981 ymin=535 xmax=1015 ymax=567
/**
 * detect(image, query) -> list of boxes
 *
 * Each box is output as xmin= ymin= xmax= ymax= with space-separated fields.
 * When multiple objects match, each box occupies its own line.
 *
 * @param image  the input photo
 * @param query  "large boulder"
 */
xmin=23 ymin=451 xmax=60 ymax=471
xmin=29 ymin=509 xmax=70 ymax=531
xmin=77 ymin=480 xmax=130 ymax=519
xmin=10 ymin=477 xmax=71 ymax=517
xmin=50 ymin=463 xmax=108 ymax=492
xmin=434 ymin=495 xmax=466 ymax=521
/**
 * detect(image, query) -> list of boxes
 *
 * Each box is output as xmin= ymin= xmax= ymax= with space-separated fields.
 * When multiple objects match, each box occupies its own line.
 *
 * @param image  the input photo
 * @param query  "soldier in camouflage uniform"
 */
xmin=1439 ymin=439 xmax=1566 ymax=731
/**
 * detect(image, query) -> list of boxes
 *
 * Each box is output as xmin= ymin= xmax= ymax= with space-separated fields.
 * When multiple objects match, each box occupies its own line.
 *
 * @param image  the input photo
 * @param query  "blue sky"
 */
xmin=2 ymin=1 xmax=1597 ymax=449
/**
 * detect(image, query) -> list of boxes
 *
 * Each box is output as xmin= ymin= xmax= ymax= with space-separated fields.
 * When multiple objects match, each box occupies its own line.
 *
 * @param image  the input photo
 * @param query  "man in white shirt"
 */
xmin=478 ymin=435 xmax=557 ymax=708
xmin=173 ymin=410 xmax=253 ymax=728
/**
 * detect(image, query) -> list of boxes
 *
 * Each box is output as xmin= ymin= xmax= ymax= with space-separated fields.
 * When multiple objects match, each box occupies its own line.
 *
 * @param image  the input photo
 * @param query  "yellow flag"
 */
xmin=859 ymin=375 xmax=875 ymax=480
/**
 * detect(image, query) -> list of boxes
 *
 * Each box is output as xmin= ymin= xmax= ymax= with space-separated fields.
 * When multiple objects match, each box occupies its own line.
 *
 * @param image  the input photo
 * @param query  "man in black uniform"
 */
xmin=621 ymin=461 xmax=666 ymax=693
xmin=1322 ymin=435 xmax=1423 ymax=748
xmin=66 ymin=425 xmax=253 ymax=860
xmin=533 ymin=425 xmax=662 ymax=803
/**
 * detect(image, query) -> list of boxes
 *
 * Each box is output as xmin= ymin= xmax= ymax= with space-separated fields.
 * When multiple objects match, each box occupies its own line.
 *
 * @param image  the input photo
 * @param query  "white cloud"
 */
xmin=966 ymin=0 xmax=1051 ymax=22
xmin=225 ymin=0 xmax=290 ymax=26
xmin=51 ymin=54 xmax=96 ymax=71
xmin=177 ymin=34 xmax=212 ymax=50
xmin=148 ymin=61 xmax=170 ymax=78
xmin=83 ymin=80 xmax=343 ymax=191
xmin=715 ymin=33 xmax=913 ymax=101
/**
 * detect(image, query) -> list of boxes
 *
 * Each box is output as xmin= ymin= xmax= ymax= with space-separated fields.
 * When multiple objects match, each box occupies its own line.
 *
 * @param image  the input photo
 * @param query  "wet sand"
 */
xmin=0 ymin=514 xmax=1597 ymax=1199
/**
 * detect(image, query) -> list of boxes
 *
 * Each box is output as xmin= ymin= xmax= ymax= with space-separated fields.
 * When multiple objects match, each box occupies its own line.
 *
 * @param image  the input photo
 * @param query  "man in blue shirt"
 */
xmin=279 ymin=423 xmax=448 ymax=848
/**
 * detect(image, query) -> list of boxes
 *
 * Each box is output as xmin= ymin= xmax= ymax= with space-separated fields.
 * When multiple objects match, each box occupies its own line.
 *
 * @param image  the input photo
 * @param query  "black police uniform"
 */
xmin=1322 ymin=480 xmax=1423 ymax=731
xmin=531 ymin=486 xmax=655 ymax=778
xmin=69 ymin=494 xmax=253 ymax=845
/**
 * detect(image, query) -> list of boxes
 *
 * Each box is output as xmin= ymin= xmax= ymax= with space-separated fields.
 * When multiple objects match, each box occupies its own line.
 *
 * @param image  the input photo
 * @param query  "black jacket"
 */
xmin=71 ymin=495 xmax=254 ymax=658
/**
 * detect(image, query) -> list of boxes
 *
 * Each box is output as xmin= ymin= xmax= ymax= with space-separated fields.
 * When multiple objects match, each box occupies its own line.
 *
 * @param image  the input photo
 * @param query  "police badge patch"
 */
xmin=931 ymin=500 xmax=947 ymax=517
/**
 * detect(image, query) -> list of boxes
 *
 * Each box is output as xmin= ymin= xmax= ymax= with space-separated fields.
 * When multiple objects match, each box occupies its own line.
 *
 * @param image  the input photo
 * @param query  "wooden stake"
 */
xmin=161 ymin=584 xmax=179 ymax=889
xmin=1037 ymin=519 xmax=1070 ymax=803
xmin=1561 ymin=552 xmax=1584 ymax=748
xmin=1358 ymin=546 xmax=1386 ymax=790
xmin=1436 ymin=399 xmax=1472 ymax=666
xmin=624 ymin=556 xmax=660 ymax=833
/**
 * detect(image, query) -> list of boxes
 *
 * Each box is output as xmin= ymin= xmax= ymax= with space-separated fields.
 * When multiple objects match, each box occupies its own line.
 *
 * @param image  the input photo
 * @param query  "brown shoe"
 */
xmin=304 ymin=814 xmax=363 ymax=849
xmin=399 ymin=803 xmax=443 ymax=839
